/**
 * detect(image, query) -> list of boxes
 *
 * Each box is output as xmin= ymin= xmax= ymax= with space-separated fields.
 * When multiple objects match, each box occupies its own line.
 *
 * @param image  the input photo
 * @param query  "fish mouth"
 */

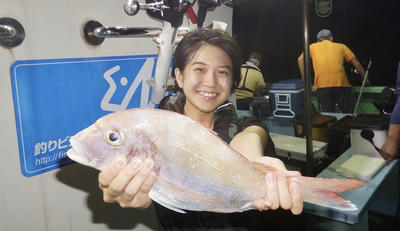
xmin=67 ymin=148 xmax=89 ymax=165
xmin=68 ymin=134 xmax=93 ymax=167
xmin=67 ymin=147 xmax=100 ymax=170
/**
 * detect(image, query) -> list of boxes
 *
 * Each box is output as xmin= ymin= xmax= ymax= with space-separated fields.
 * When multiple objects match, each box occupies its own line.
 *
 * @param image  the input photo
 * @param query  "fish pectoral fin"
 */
xmin=154 ymin=200 xmax=187 ymax=214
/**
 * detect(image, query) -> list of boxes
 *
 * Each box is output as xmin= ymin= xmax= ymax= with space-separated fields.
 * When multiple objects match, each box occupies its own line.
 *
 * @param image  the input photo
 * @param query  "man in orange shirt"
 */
xmin=297 ymin=29 xmax=366 ymax=113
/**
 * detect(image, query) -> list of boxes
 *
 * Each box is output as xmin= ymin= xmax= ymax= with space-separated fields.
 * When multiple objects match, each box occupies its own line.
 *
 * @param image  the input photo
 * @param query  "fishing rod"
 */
xmin=353 ymin=59 xmax=373 ymax=116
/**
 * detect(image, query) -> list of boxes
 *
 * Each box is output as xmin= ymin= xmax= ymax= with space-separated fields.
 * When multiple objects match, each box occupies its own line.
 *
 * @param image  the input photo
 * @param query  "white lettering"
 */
xmin=100 ymin=58 xmax=155 ymax=112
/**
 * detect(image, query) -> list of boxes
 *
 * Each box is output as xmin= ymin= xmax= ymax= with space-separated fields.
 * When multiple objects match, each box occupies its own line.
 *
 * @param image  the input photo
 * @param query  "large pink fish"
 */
xmin=67 ymin=108 xmax=365 ymax=213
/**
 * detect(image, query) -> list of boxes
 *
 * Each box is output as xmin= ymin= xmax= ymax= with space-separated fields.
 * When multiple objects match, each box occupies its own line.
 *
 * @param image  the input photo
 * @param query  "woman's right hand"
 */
xmin=98 ymin=156 xmax=157 ymax=208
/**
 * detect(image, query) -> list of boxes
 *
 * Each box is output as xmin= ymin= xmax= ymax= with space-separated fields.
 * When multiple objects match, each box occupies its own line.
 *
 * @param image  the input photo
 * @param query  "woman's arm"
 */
xmin=229 ymin=125 xmax=267 ymax=160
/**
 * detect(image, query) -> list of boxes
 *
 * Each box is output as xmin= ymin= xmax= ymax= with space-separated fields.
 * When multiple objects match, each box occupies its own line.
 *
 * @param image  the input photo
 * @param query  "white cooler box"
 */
xmin=269 ymin=133 xmax=327 ymax=161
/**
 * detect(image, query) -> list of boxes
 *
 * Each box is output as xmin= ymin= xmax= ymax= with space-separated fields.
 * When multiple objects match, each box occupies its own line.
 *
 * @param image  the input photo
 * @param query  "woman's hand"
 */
xmin=98 ymin=156 xmax=157 ymax=208
xmin=253 ymin=156 xmax=303 ymax=215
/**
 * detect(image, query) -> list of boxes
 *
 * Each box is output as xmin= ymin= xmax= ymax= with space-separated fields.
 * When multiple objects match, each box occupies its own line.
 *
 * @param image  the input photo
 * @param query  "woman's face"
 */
xmin=175 ymin=44 xmax=233 ymax=114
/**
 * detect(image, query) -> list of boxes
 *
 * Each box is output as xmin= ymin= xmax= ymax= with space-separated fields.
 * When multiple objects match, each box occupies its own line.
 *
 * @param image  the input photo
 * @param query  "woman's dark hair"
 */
xmin=173 ymin=29 xmax=242 ymax=92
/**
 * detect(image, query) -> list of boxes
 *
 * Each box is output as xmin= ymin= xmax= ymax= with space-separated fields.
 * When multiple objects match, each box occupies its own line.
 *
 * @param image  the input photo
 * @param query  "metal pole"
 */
xmin=302 ymin=0 xmax=314 ymax=176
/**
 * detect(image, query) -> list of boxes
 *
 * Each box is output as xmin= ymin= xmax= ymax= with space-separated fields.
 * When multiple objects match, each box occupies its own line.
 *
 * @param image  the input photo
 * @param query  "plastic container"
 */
xmin=269 ymin=79 xmax=304 ymax=118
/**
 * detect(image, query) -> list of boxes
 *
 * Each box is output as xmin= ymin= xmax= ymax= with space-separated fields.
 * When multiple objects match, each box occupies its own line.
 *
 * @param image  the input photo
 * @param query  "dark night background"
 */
xmin=232 ymin=0 xmax=400 ymax=86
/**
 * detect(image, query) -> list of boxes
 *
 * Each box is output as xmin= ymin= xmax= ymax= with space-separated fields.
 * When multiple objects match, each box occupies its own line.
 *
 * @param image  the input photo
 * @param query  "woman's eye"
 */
xmin=194 ymin=68 xmax=204 ymax=72
xmin=218 ymin=70 xmax=229 ymax=76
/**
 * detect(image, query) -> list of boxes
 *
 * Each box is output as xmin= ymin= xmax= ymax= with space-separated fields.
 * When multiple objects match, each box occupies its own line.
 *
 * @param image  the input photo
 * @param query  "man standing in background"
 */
xmin=297 ymin=29 xmax=367 ymax=113
xmin=236 ymin=52 xmax=267 ymax=110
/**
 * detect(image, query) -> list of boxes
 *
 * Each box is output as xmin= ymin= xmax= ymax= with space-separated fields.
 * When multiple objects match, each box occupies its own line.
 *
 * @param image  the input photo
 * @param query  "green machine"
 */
xmin=311 ymin=86 xmax=385 ymax=115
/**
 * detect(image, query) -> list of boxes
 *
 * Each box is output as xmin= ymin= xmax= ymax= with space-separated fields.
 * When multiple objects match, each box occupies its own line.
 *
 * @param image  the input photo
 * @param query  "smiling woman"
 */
xmin=173 ymin=30 xmax=242 ymax=92
xmin=97 ymin=29 xmax=304 ymax=230
xmin=174 ymin=44 xmax=234 ymax=127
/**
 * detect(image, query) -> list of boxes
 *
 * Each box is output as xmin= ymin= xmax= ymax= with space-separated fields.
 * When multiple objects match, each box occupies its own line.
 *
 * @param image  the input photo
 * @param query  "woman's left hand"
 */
xmin=253 ymin=156 xmax=303 ymax=215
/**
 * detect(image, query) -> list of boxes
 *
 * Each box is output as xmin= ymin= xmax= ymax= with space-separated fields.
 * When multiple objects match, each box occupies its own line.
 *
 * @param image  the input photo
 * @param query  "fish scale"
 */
xmin=67 ymin=108 xmax=365 ymax=213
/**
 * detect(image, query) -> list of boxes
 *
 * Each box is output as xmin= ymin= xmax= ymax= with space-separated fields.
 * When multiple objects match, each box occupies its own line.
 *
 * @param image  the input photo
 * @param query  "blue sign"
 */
xmin=10 ymin=55 xmax=157 ymax=177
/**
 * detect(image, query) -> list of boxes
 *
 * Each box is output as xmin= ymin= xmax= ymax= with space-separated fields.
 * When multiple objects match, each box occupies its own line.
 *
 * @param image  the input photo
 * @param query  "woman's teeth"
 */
xmin=199 ymin=92 xmax=217 ymax=97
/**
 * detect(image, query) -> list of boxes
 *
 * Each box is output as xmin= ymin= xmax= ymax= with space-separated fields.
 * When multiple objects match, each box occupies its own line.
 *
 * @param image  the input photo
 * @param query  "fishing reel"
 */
xmin=124 ymin=0 xmax=232 ymax=28
xmin=221 ymin=0 xmax=232 ymax=7
xmin=124 ymin=0 xmax=197 ymax=27
xmin=196 ymin=0 xmax=220 ymax=28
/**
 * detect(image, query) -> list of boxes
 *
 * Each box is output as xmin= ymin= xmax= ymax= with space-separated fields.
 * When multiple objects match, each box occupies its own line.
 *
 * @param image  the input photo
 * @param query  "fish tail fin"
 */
xmin=250 ymin=161 xmax=365 ymax=210
xmin=296 ymin=176 xmax=366 ymax=210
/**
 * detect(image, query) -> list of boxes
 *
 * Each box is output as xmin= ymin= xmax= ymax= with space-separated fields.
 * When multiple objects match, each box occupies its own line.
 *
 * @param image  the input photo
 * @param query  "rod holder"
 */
xmin=0 ymin=17 xmax=25 ymax=48
xmin=82 ymin=20 xmax=105 ymax=46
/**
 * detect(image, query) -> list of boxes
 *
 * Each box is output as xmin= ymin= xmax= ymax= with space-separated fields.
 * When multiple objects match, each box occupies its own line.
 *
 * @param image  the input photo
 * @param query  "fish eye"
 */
xmin=105 ymin=130 xmax=124 ymax=146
